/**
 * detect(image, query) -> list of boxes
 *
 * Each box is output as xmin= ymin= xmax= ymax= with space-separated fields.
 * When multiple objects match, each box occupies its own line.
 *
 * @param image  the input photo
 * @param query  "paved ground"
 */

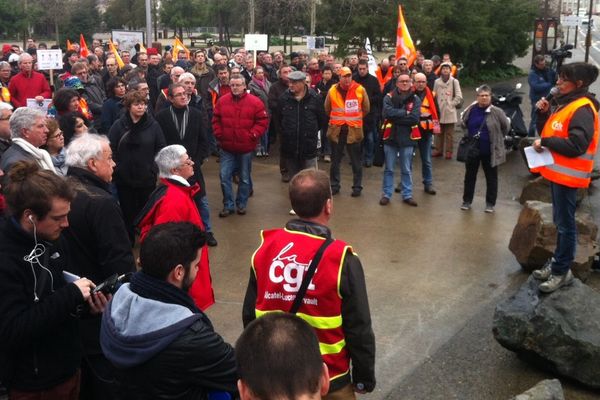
xmin=201 ymin=45 xmax=600 ymax=399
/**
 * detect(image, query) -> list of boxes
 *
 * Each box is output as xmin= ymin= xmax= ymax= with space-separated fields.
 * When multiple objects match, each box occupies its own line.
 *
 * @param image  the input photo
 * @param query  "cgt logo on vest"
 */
xmin=552 ymin=120 xmax=564 ymax=131
xmin=269 ymin=242 xmax=316 ymax=292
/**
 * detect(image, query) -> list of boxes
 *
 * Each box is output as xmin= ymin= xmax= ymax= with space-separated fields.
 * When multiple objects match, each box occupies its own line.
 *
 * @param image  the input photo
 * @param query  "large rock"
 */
xmin=518 ymin=177 xmax=586 ymax=205
xmin=510 ymin=379 xmax=564 ymax=400
xmin=493 ymin=277 xmax=600 ymax=388
xmin=508 ymin=201 xmax=599 ymax=280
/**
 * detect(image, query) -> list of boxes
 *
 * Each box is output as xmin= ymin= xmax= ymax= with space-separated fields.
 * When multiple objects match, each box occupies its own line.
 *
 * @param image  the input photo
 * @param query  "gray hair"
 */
xmin=9 ymin=107 xmax=46 ymax=139
xmin=179 ymin=72 xmax=196 ymax=83
xmin=19 ymin=53 xmax=33 ymax=64
xmin=476 ymin=84 xmax=492 ymax=95
xmin=155 ymin=144 xmax=187 ymax=177
xmin=0 ymin=61 xmax=10 ymax=70
xmin=0 ymin=101 xmax=13 ymax=112
xmin=65 ymin=134 xmax=110 ymax=168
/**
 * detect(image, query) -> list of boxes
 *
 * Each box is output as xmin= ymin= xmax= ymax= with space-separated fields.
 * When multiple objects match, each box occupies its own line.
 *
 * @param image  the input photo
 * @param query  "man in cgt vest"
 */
xmin=242 ymin=169 xmax=376 ymax=400
xmin=325 ymin=66 xmax=370 ymax=197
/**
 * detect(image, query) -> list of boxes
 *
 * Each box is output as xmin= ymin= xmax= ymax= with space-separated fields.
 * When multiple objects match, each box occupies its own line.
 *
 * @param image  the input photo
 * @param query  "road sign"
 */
xmin=562 ymin=15 xmax=582 ymax=27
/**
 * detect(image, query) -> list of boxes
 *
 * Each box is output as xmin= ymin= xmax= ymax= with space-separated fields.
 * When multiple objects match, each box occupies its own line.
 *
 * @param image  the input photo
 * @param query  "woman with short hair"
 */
xmin=459 ymin=84 xmax=509 ymax=213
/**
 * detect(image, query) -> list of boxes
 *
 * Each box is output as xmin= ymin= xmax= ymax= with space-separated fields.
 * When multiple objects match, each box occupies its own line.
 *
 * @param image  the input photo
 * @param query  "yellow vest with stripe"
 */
xmin=535 ymin=97 xmax=598 ymax=188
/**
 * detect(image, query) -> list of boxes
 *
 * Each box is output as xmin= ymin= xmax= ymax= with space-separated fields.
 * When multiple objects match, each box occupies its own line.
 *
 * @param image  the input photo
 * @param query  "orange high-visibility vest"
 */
xmin=375 ymin=66 xmax=393 ymax=90
xmin=534 ymin=97 xmax=598 ymax=188
xmin=328 ymin=81 xmax=364 ymax=128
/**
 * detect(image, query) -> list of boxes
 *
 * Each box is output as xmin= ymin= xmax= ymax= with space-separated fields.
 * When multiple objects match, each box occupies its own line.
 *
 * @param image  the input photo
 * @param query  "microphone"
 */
xmin=541 ymin=87 xmax=559 ymax=105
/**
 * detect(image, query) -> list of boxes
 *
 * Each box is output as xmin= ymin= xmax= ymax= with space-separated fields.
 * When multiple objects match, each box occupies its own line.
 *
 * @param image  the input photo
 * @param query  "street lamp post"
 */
xmin=145 ymin=0 xmax=152 ymax=48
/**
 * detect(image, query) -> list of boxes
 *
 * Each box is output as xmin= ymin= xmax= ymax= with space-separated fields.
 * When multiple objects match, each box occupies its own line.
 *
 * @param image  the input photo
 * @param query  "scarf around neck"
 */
xmin=12 ymin=137 xmax=56 ymax=173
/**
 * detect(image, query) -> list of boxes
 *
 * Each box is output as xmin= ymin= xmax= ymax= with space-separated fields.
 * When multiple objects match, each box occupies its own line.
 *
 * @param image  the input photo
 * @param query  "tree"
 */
xmin=160 ymin=0 xmax=204 ymax=39
xmin=104 ymin=0 xmax=146 ymax=30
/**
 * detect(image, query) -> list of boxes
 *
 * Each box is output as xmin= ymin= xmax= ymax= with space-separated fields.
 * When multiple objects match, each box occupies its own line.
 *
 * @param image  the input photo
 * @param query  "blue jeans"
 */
xmin=219 ymin=150 xmax=252 ymax=210
xmin=382 ymin=144 xmax=414 ymax=199
xmin=363 ymin=121 xmax=377 ymax=164
xmin=417 ymin=133 xmax=433 ymax=188
xmin=550 ymin=182 xmax=578 ymax=275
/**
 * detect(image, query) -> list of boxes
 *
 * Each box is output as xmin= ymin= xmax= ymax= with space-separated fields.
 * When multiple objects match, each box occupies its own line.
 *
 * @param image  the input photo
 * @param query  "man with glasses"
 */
xmin=212 ymin=74 xmax=268 ymax=217
xmin=156 ymin=66 xmax=185 ymax=112
xmin=413 ymin=72 xmax=439 ymax=195
xmin=379 ymin=73 xmax=421 ymax=206
xmin=71 ymin=62 xmax=105 ymax=127
xmin=156 ymin=83 xmax=217 ymax=246
xmin=325 ymin=66 xmax=370 ymax=197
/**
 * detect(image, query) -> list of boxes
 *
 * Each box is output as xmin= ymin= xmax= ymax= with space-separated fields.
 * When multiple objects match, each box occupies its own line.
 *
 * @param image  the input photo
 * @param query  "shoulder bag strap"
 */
xmin=289 ymin=237 xmax=334 ymax=314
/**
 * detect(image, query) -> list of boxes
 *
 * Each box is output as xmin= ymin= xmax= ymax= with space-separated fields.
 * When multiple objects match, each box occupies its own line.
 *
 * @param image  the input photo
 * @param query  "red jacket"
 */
xmin=8 ymin=71 xmax=52 ymax=108
xmin=212 ymin=91 xmax=269 ymax=154
xmin=137 ymin=178 xmax=215 ymax=310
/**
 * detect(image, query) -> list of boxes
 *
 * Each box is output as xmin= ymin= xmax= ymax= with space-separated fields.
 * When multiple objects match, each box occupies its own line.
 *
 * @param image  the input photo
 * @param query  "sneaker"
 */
xmin=379 ymin=197 xmax=390 ymax=206
xmin=539 ymin=270 xmax=574 ymax=293
xmin=206 ymin=232 xmax=218 ymax=247
xmin=460 ymin=202 xmax=471 ymax=210
xmin=485 ymin=204 xmax=495 ymax=213
xmin=533 ymin=258 xmax=555 ymax=280
xmin=289 ymin=209 xmax=297 ymax=215
xmin=323 ymin=155 xmax=331 ymax=163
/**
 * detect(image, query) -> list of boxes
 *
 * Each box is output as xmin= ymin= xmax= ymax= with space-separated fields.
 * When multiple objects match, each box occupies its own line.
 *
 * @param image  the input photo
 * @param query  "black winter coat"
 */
xmin=0 ymin=219 xmax=84 ymax=391
xmin=382 ymin=90 xmax=421 ymax=148
xmin=64 ymin=167 xmax=136 ymax=355
xmin=109 ymin=112 xmax=166 ymax=188
xmin=277 ymin=87 xmax=327 ymax=159
xmin=353 ymin=74 xmax=382 ymax=125
xmin=155 ymin=106 xmax=209 ymax=197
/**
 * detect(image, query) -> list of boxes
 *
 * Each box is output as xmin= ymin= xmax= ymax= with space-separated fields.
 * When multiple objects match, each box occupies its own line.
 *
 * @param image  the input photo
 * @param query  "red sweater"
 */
xmin=8 ymin=71 xmax=52 ymax=108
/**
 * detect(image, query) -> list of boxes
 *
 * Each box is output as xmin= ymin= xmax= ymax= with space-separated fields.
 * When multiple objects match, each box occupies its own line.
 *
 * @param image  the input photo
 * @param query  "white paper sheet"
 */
xmin=524 ymin=146 xmax=554 ymax=169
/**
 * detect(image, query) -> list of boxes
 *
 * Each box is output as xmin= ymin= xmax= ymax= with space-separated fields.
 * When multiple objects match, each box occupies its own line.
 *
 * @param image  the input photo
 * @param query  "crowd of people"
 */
xmin=0 ymin=35 xmax=597 ymax=400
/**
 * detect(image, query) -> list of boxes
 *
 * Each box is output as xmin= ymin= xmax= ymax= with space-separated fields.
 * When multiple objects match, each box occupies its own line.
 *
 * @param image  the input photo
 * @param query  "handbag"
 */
xmin=456 ymin=113 xmax=486 ymax=162
xmin=452 ymin=79 xmax=464 ymax=109
xmin=456 ymin=134 xmax=480 ymax=162
xmin=432 ymin=120 xmax=441 ymax=135
xmin=289 ymin=238 xmax=333 ymax=314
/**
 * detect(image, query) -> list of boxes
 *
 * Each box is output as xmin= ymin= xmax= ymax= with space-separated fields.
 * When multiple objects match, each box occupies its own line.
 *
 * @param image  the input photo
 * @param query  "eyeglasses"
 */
xmin=181 ymin=157 xmax=193 ymax=166
xmin=172 ymin=92 xmax=187 ymax=98
xmin=398 ymin=80 xmax=411 ymax=83
xmin=398 ymin=63 xmax=407 ymax=66
xmin=49 ymin=131 xmax=64 ymax=139
xmin=75 ymin=123 xmax=85 ymax=128
xmin=0 ymin=115 xmax=10 ymax=121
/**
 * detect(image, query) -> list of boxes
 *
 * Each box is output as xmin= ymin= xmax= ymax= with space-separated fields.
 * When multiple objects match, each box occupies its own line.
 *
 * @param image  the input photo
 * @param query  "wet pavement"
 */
xmin=202 ymin=47 xmax=600 ymax=399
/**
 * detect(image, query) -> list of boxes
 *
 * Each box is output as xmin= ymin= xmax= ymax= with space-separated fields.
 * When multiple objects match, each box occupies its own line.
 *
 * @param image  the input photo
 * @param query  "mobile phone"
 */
xmin=92 ymin=273 xmax=119 ymax=295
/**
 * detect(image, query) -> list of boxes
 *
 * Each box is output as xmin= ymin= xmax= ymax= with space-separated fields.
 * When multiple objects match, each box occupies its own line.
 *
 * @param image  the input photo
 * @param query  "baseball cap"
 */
xmin=339 ymin=67 xmax=352 ymax=77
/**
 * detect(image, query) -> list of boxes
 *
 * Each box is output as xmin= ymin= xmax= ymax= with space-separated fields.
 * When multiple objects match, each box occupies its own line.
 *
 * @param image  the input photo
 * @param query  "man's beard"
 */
xmin=182 ymin=269 xmax=195 ymax=292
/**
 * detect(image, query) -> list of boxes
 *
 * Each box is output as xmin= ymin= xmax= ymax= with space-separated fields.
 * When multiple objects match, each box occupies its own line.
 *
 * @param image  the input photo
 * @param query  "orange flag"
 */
xmin=66 ymin=39 xmax=75 ymax=51
xmin=108 ymin=39 xmax=125 ymax=69
xmin=79 ymin=34 xmax=89 ymax=57
xmin=395 ymin=5 xmax=416 ymax=67
xmin=172 ymin=36 xmax=190 ymax=60
xmin=138 ymin=42 xmax=147 ymax=54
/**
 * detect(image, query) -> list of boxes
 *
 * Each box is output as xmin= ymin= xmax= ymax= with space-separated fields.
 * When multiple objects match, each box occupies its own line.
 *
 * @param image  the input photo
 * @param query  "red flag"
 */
xmin=395 ymin=5 xmax=416 ymax=67
xmin=79 ymin=34 xmax=89 ymax=57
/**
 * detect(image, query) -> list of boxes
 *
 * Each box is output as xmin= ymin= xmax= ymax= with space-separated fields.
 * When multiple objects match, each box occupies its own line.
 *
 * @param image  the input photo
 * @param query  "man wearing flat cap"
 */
xmin=324 ymin=67 xmax=370 ymax=197
xmin=276 ymin=71 xmax=327 ymax=181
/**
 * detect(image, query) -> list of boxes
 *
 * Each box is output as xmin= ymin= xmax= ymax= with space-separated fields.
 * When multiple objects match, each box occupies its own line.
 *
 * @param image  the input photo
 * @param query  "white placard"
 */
xmin=36 ymin=49 xmax=63 ymax=70
xmin=244 ymin=34 xmax=268 ymax=51
xmin=26 ymin=99 xmax=52 ymax=114
xmin=112 ymin=30 xmax=145 ymax=54
xmin=306 ymin=36 xmax=325 ymax=50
